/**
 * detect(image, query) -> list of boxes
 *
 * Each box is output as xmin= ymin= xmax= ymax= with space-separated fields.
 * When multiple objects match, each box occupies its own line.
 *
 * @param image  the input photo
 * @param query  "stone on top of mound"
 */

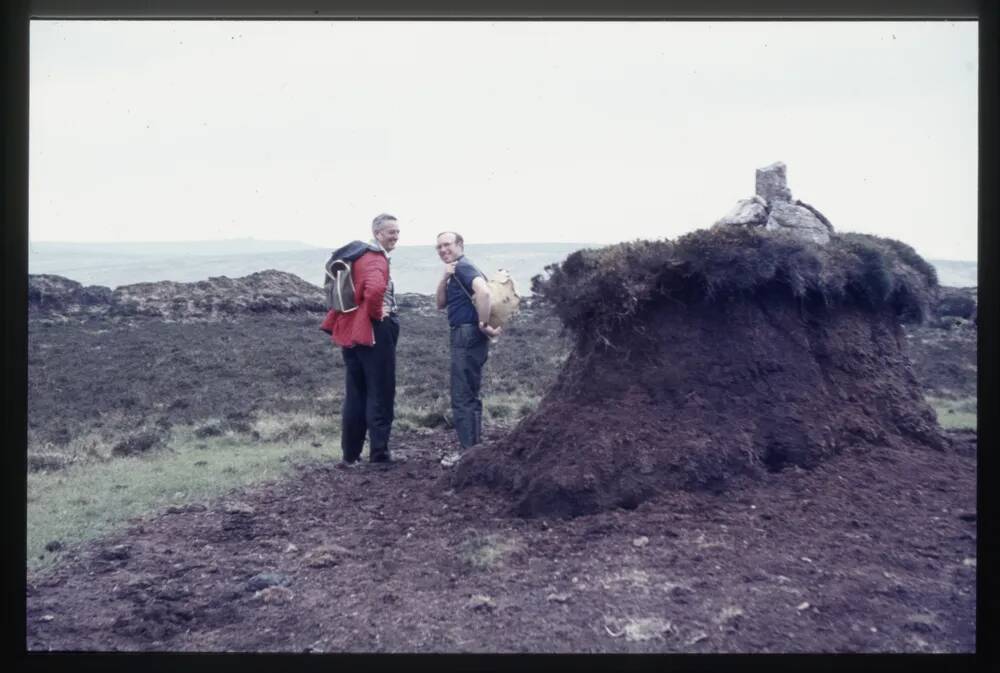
xmin=714 ymin=161 xmax=834 ymax=245
xmin=450 ymin=222 xmax=944 ymax=519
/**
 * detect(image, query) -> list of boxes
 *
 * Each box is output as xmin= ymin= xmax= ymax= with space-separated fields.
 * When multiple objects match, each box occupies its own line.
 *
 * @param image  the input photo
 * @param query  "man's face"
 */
xmin=374 ymin=221 xmax=400 ymax=252
xmin=436 ymin=234 xmax=462 ymax=263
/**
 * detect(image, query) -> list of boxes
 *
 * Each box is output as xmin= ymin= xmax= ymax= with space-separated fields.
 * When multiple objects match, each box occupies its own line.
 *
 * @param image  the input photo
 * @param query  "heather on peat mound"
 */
xmin=451 ymin=228 xmax=947 ymax=518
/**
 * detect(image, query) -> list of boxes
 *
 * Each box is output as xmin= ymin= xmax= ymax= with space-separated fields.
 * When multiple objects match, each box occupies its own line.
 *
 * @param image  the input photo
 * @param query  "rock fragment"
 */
xmin=224 ymin=502 xmax=256 ymax=516
xmin=604 ymin=616 xmax=674 ymax=642
xmin=246 ymin=572 xmax=291 ymax=592
xmin=302 ymin=544 xmax=352 ymax=568
xmin=716 ymin=197 xmax=768 ymax=227
xmin=99 ymin=544 xmax=131 ymax=561
xmin=253 ymin=585 xmax=295 ymax=604
xmin=466 ymin=594 xmax=496 ymax=612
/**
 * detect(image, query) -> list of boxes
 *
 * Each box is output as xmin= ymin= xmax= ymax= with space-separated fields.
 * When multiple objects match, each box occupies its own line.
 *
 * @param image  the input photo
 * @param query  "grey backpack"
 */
xmin=324 ymin=240 xmax=379 ymax=313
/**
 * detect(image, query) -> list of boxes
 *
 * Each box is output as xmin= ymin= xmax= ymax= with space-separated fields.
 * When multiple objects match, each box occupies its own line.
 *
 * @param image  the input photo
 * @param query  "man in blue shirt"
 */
xmin=435 ymin=231 xmax=502 ymax=463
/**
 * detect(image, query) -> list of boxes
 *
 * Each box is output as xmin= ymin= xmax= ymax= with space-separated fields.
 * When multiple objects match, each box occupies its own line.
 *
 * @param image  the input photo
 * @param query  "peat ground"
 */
xmin=25 ymin=287 xmax=977 ymax=653
xmin=26 ymin=426 xmax=976 ymax=653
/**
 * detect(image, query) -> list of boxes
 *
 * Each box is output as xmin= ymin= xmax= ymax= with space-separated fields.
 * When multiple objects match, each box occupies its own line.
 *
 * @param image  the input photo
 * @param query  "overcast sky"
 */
xmin=29 ymin=20 xmax=978 ymax=260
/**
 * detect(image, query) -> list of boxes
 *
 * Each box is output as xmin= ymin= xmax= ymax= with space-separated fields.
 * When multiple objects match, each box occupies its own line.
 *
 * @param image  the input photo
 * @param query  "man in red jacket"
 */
xmin=320 ymin=213 xmax=401 ymax=466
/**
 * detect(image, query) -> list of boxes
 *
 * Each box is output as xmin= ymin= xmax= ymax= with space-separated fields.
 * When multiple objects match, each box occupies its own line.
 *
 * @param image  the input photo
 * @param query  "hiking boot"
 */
xmin=370 ymin=451 xmax=407 ymax=466
xmin=440 ymin=451 xmax=462 ymax=468
xmin=335 ymin=458 xmax=361 ymax=470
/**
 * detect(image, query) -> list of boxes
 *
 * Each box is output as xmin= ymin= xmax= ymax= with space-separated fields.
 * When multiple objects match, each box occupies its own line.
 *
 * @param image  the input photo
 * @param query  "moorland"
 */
xmin=24 ymin=259 xmax=977 ymax=653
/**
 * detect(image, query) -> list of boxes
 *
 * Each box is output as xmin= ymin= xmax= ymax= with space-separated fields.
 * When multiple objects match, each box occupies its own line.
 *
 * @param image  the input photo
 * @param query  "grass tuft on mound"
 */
xmin=531 ymin=228 xmax=937 ymax=339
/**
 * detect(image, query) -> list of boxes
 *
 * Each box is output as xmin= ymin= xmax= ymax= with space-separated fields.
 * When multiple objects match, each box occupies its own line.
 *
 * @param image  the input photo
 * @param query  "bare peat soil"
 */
xmin=26 ymin=302 xmax=568 ymax=453
xmin=26 ymin=427 xmax=975 ymax=653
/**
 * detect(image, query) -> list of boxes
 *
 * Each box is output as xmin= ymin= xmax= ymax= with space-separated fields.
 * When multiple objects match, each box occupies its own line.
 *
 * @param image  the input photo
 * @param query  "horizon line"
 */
xmin=28 ymin=239 xmax=605 ymax=248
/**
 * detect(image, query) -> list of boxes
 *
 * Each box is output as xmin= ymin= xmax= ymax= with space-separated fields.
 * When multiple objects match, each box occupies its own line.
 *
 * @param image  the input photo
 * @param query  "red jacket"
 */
xmin=320 ymin=250 xmax=389 ymax=347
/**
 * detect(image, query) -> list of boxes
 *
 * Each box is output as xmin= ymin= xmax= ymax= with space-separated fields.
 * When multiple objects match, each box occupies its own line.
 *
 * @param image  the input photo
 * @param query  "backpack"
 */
xmin=483 ymin=269 xmax=521 ymax=329
xmin=324 ymin=240 xmax=380 ymax=313
xmin=452 ymin=263 xmax=521 ymax=329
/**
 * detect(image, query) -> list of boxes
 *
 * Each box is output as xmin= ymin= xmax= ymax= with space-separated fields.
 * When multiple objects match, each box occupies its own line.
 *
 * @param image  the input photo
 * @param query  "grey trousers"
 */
xmin=449 ymin=323 xmax=489 ymax=448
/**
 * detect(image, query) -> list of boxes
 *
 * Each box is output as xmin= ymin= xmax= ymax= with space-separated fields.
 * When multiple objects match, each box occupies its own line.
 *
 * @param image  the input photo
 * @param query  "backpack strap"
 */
xmin=450 ymin=261 xmax=487 ymax=302
xmin=330 ymin=239 xmax=380 ymax=263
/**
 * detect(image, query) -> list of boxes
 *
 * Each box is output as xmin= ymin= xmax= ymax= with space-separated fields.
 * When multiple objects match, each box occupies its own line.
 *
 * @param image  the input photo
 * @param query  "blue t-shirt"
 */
xmin=445 ymin=257 xmax=484 ymax=326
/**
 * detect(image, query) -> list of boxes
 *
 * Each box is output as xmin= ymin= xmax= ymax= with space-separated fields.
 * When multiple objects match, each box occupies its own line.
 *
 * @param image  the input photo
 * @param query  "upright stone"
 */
xmin=756 ymin=162 xmax=792 ymax=204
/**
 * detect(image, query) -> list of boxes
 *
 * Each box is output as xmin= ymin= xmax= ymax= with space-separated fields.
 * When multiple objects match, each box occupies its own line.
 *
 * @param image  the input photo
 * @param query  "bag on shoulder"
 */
xmin=324 ymin=240 xmax=379 ymax=313
xmin=484 ymin=269 xmax=521 ymax=329
xmin=452 ymin=264 xmax=521 ymax=329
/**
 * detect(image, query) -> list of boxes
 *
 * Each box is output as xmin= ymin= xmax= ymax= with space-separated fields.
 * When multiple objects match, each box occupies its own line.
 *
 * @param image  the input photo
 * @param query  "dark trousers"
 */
xmin=450 ymin=323 xmax=489 ymax=448
xmin=341 ymin=316 xmax=399 ymax=462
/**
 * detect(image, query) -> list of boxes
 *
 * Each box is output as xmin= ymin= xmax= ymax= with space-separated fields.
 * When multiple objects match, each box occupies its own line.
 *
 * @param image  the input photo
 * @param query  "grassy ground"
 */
xmin=27 ymin=427 xmax=334 ymax=572
xmin=926 ymin=396 xmax=977 ymax=431
xmin=26 ymin=393 xmax=544 ymax=573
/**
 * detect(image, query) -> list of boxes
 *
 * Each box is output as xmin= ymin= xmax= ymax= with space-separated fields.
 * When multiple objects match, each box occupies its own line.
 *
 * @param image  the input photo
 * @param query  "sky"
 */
xmin=29 ymin=20 xmax=978 ymax=261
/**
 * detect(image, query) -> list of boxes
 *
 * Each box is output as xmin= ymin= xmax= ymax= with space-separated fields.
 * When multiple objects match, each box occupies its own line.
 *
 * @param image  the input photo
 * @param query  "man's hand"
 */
xmin=479 ymin=322 xmax=502 ymax=338
xmin=443 ymin=262 xmax=457 ymax=277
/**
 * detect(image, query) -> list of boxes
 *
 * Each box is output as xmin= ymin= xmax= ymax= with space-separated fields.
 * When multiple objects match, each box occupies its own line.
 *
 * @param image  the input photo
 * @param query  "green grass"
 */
xmin=394 ymin=400 xmax=452 ymax=431
xmin=26 ymin=427 xmax=337 ymax=573
xmin=926 ymin=396 xmax=977 ymax=431
xmin=392 ymin=393 xmax=541 ymax=432
xmin=484 ymin=392 xmax=541 ymax=425
xmin=25 ymin=395 xmax=534 ymax=574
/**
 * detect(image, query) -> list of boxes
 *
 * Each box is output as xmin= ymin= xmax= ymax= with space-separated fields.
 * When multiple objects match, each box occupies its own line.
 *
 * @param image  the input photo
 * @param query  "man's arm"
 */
xmin=436 ymin=263 xmax=456 ymax=310
xmin=358 ymin=254 xmax=388 ymax=320
xmin=471 ymin=276 xmax=502 ymax=337
xmin=469 ymin=277 xmax=500 ymax=340
xmin=470 ymin=276 xmax=492 ymax=324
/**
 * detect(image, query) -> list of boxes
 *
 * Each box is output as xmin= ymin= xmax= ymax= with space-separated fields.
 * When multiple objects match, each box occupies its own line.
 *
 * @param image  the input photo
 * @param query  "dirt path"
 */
xmin=26 ymin=429 xmax=976 ymax=653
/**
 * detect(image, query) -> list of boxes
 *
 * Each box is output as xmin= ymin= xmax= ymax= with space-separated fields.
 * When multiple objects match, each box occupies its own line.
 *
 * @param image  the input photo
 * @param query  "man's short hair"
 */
xmin=372 ymin=213 xmax=398 ymax=234
xmin=436 ymin=231 xmax=464 ymax=247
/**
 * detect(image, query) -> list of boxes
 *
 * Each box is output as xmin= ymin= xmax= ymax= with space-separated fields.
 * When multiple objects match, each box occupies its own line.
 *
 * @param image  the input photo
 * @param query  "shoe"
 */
xmin=370 ymin=450 xmax=407 ymax=465
xmin=370 ymin=457 xmax=407 ymax=469
xmin=440 ymin=451 xmax=462 ymax=468
xmin=335 ymin=459 xmax=361 ymax=470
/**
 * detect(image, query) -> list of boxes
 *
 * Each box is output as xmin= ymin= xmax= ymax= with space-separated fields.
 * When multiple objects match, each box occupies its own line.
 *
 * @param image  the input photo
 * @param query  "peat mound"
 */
xmin=930 ymin=286 xmax=977 ymax=327
xmin=450 ymin=227 xmax=947 ymax=518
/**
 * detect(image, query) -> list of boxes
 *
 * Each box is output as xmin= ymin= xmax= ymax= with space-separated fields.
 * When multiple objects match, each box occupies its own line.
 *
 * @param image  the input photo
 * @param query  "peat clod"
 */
xmin=451 ymin=227 xmax=945 ymax=518
xmin=28 ymin=275 xmax=113 ymax=312
xmin=28 ymin=270 xmax=436 ymax=323
xmin=933 ymin=287 xmax=977 ymax=324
